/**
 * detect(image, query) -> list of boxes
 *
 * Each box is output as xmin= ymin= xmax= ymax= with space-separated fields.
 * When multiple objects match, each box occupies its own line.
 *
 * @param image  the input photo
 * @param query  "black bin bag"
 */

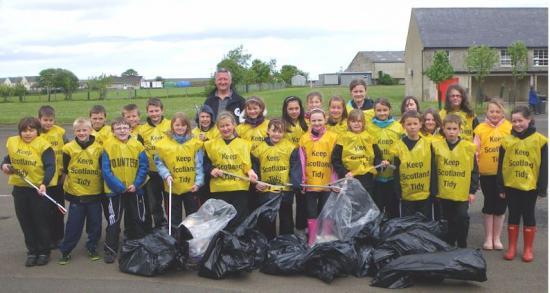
xmin=302 ymin=240 xmax=359 ymax=284
xmin=372 ymin=228 xmax=451 ymax=272
xmin=260 ymin=234 xmax=308 ymax=275
xmin=371 ymin=248 xmax=488 ymax=289
xmin=119 ymin=228 xmax=179 ymax=277
xmin=198 ymin=196 xmax=282 ymax=279
xmin=377 ymin=213 xmax=448 ymax=243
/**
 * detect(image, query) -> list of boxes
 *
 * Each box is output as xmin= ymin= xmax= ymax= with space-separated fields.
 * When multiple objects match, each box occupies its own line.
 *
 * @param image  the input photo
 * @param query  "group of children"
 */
xmin=2 ymin=80 xmax=547 ymax=269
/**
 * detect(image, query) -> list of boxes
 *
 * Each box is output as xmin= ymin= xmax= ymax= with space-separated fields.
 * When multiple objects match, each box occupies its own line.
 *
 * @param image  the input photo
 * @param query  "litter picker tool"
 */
xmin=168 ymin=179 xmax=173 ymax=236
xmin=219 ymin=170 xmax=288 ymax=192
xmin=8 ymin=166 xmax=67 ymax=214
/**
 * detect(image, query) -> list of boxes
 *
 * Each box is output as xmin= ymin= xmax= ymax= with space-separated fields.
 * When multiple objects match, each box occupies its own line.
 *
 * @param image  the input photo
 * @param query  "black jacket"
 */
xmin=204 ymin=89 xmax=245 ymax=124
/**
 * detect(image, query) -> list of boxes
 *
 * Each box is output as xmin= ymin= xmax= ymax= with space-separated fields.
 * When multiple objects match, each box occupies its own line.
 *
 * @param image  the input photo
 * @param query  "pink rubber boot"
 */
xmin=307 ymin=219 xmax=318 ymax=246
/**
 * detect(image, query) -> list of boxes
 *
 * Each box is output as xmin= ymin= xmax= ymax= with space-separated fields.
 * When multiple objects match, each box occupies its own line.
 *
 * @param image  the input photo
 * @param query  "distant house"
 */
xmin=318 ymin=72 xmax=373 ymax=86
xmin=291 ymin=75 xmax=307 ymax=86
xmin=405 ymin=7 xmax=548 ymax=102
xmin=0 ymin=76 xmax=39 ymax=90
xmin=109 ymin=75 xmax=143 ymax=89
xmin=346 ymin=51 xmax=405 ymax=84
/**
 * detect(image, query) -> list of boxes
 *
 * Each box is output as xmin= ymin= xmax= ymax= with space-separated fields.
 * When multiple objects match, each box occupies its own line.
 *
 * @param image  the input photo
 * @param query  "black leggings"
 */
xmin=374 ymin=180 xmax=400 ymax=218
xmin=436 ymin=199 xmax=469 ymax=248
xmin=480 ymin=175 xmax=507 ymax=215
xmin=210 ymin=191 xmax=249 ymax=231
xmin=169 ymin=192 xmax=200 ymax=230
xmin=505 ymin=187 xmax=538 ymax=226
xmin=305 ymin=191 xmax=330 ymax=219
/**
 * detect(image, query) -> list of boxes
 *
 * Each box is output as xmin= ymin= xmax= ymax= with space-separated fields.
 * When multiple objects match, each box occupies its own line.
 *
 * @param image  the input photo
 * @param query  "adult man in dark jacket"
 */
xmin=204 ymin=68 xmax=245 ymax=123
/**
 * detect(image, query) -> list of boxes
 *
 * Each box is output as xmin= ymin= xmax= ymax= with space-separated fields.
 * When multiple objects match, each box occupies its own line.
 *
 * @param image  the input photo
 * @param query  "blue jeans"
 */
xmin=59 ymin=200 xmax=102 ymax=255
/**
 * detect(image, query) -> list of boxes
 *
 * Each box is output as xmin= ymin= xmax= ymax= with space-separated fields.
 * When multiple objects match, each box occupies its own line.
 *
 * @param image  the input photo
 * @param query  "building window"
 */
xmin=500 ymin=49 xmax=511 ymax=66
xmin=533 ymin=49 xmax=548 ymax=66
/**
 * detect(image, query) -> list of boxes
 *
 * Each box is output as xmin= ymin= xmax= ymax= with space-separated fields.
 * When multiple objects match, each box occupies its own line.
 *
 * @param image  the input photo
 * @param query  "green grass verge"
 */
xmin=0 ymin=85 xmax=443 ymax=124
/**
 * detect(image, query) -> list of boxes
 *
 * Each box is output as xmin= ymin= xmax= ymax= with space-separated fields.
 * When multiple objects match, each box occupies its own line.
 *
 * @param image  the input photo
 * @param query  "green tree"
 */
xmin=424 ymin=50 xmax=454 ymax=109
xmin=122 ymin=69 xmax=139 ymax=77
xmin=465 ymin=45 xmax=499 ymax=108
xmin=155 ymin=76 xmax=163 ymax=81
xmin=249 ymin=59 xmax=272 ymax=89
xmin=39 ymin=68 xmax=57 ymax=102
xmin=13 ymin=84 xmax=27 ymax=102
xmin=0 ymin=84 xmax=13 ymax=102
xmin=55 ymin=69 xmax=79 ymax=100
xmin=508 ymin=41 xmax=528 ymax=105
xmin=88 ymin=74 xmax=112 ymax=100
xmin=279 ymin=65 xmax=308 ymax=85
xmin=216 ymin=45 xmax=251 ymax=88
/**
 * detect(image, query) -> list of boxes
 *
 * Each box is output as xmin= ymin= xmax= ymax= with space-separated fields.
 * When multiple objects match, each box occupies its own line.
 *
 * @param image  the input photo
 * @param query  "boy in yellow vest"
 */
xmin=391 ymin=111 xmax=437 ymax=218
xmin=58 ymin=118 xmax=103 ymax=265
xmin=192 ymin=104 xmax=220 ymax=142
xmin=2 ymin=117 xmax=57 ymax=266
xmin=433 ymin=114 xmax=479 ymax=248
xmin=253 ymin=119 xmax=302 ymax=239
xmin=498 ymin=106 xmax=547 ymax=262
xmin=121 ymin=103 xmax=142 ymax=137
xmin=138 ymin=97 xmax=171 ymax=228
xmin=101 ymin=117 xmax=149 ymax=263
xmin=38 ymin=105 xmax=67 ymax=248
xmin=90 ymin=105 xmax=112 ymax=145
xmin=154 ymin=113 xmax=203 ymax=229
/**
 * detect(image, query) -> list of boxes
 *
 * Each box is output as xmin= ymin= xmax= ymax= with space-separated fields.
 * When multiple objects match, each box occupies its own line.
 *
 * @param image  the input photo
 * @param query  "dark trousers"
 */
xmin=305 ymin=191 xmax=330 ymax=219
xmin=295 ymin=191 xmax=307 ymax=230
xmin=258 ymin=192 xmax=294 ymax=240
xmin=374 ymin=180 xmax=400 ymax=218
xmin=356 ymin=173 xmax=376 ymax=201
xmin=436 ymin=199 xmax=470 ymax=248
xmin=401 ymin=199 xmax=433 ymax=219
xmin=169 ymin=192 xmax=200 ymax=230
xmin=480 ymin=175 xmax=507 ymax=215
xmin=47 ymin=184 xmax=65 ymax=243
xmin=145 ymin=172 xmax=166 ymax=227
xmin=210 ymin=191 xmax=249 ymax=231
xmin=102 ymin=193 xmax=149 ymax=255
xmin=13 ymin=187 xmax=52 ymax=256
xmin=59 ymin=200 xmax=102 ymax=255
xmin=505 ymin=187 xmax=538 ymax=226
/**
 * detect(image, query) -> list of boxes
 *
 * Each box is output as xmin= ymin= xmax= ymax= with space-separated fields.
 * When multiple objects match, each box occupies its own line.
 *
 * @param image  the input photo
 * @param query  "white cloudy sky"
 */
xmin=0 ymin=0 xmax=547 ymax=80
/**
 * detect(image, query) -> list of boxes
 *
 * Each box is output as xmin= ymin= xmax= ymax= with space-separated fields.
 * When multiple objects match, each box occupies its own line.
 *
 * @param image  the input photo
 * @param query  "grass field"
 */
xmin=0 ymin=85 xmax=441 ymax=124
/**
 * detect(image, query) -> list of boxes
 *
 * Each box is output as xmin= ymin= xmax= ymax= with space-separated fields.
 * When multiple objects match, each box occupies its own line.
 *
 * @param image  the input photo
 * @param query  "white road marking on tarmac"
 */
xmin=0 ymin=194 xmax=11 ymax=197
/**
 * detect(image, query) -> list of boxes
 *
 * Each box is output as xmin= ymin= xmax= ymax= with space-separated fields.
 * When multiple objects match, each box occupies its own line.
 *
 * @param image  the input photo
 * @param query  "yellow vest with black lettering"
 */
xmin=327 ymin=120 xmax=348 ymax=136
xmin=337 ymin=130 xmax=377 ymax=176
xmin=92 ymin=125 xmax=113 ymax=145
xmin=41 ymin=124 xmax=64 ymax=176
xmin=474 ymin=120 xmax=512 ymax=175
xmin=433 ymin=139 xmax=476 ymax=201
xmin=391 ymin=138 xmax=431 ymax=201
xmin=204 ymin=138 xmax=252 ymax=192
xmin=284 ymin=123 xmax=307 ymax=147
xmin=367 ymin=121 xmax=403 ymax=179
xmin=420 ymin=131 xmax=444 ymax=144
xmin=439 ymin=110 xmax=476 ymax=141
xmin=192 ymin=127 xmax=220 ymax=142
xmin=502 ymin=132 xmax=547 ymax=191
xmin=252 ymin=139 xmax=296 ymax=192
xmin=103 ymin=137 xmax=144 ymax=194
xmin=155 ymin=136 xmax=203 ymax=195
xmin=299 ymin=130 xmax=338 ymax=191
xmin=6 ymin=136 xmax=58 ymax=187
xmin=62 ymin=140 xmax=103 ymax=196
xmin=138 ymin=119 xmax=171 ymax=172
xmin=236 ymin=119 xmax=270 ymax=151
xmin=131 ymin=124 xmax=141 ymax=136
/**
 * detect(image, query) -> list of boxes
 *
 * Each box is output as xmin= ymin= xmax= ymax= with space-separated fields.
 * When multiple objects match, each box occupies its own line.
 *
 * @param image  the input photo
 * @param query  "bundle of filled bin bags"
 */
xmin=118 ymin=178 xmax=487 ymax=289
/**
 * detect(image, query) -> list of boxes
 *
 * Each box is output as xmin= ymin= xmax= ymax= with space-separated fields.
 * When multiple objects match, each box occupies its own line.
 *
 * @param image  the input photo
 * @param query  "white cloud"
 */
xmin=0 ymin=0 xmax=547 ymax=79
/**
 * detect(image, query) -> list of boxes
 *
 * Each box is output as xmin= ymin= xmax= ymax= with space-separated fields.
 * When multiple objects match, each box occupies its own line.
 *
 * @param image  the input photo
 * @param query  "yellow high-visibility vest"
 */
xmin=155 ymin=136 xmax=203 ymax=194
xmin=284 ymin=122 xmax=307 ymax=147
xmin=391 ymin=138 xmax=431 ymax=201
xmin=474 ymin=120 xmax=512 ymax=175
xmin=41 ymin=124 xmax=65 ymax=176
xmin=502 ymin=132 xmax=547 ymax=191
xmin=204 ymin=138 xmax=252 ymax=192
xmin=433 ymin=139 xmax=476 ymax=201
xmin=252 ymin=139 xmax=296 ymax=192
xmin=6 ymin=136 xmax=58 ymax=187
xmin=192 ymin=127 xmax=220 ymax=142
xmin=367 ymin=121 xmax=403 ymax=179
xmin=236 ymin=119 xmax=270 ymax=151
xmin=327 ymin=119 xmax=348 ymax=136
xmin=337 ymin=130 xmax=377 ymax=176
xmin=440 ymin=110 xmax=476 ymax=141
xmin=91 ymin=125 xmax=113 ymax=145
xmin=137 ymin=118 xmax=171 ymax=172
xmin=63 ymin=140 xmax=103 ymax=195
xmin=103 ymin=137 xmax=144 ymax=194
xmin=299 ymin=130 xmax=338 ymax=191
